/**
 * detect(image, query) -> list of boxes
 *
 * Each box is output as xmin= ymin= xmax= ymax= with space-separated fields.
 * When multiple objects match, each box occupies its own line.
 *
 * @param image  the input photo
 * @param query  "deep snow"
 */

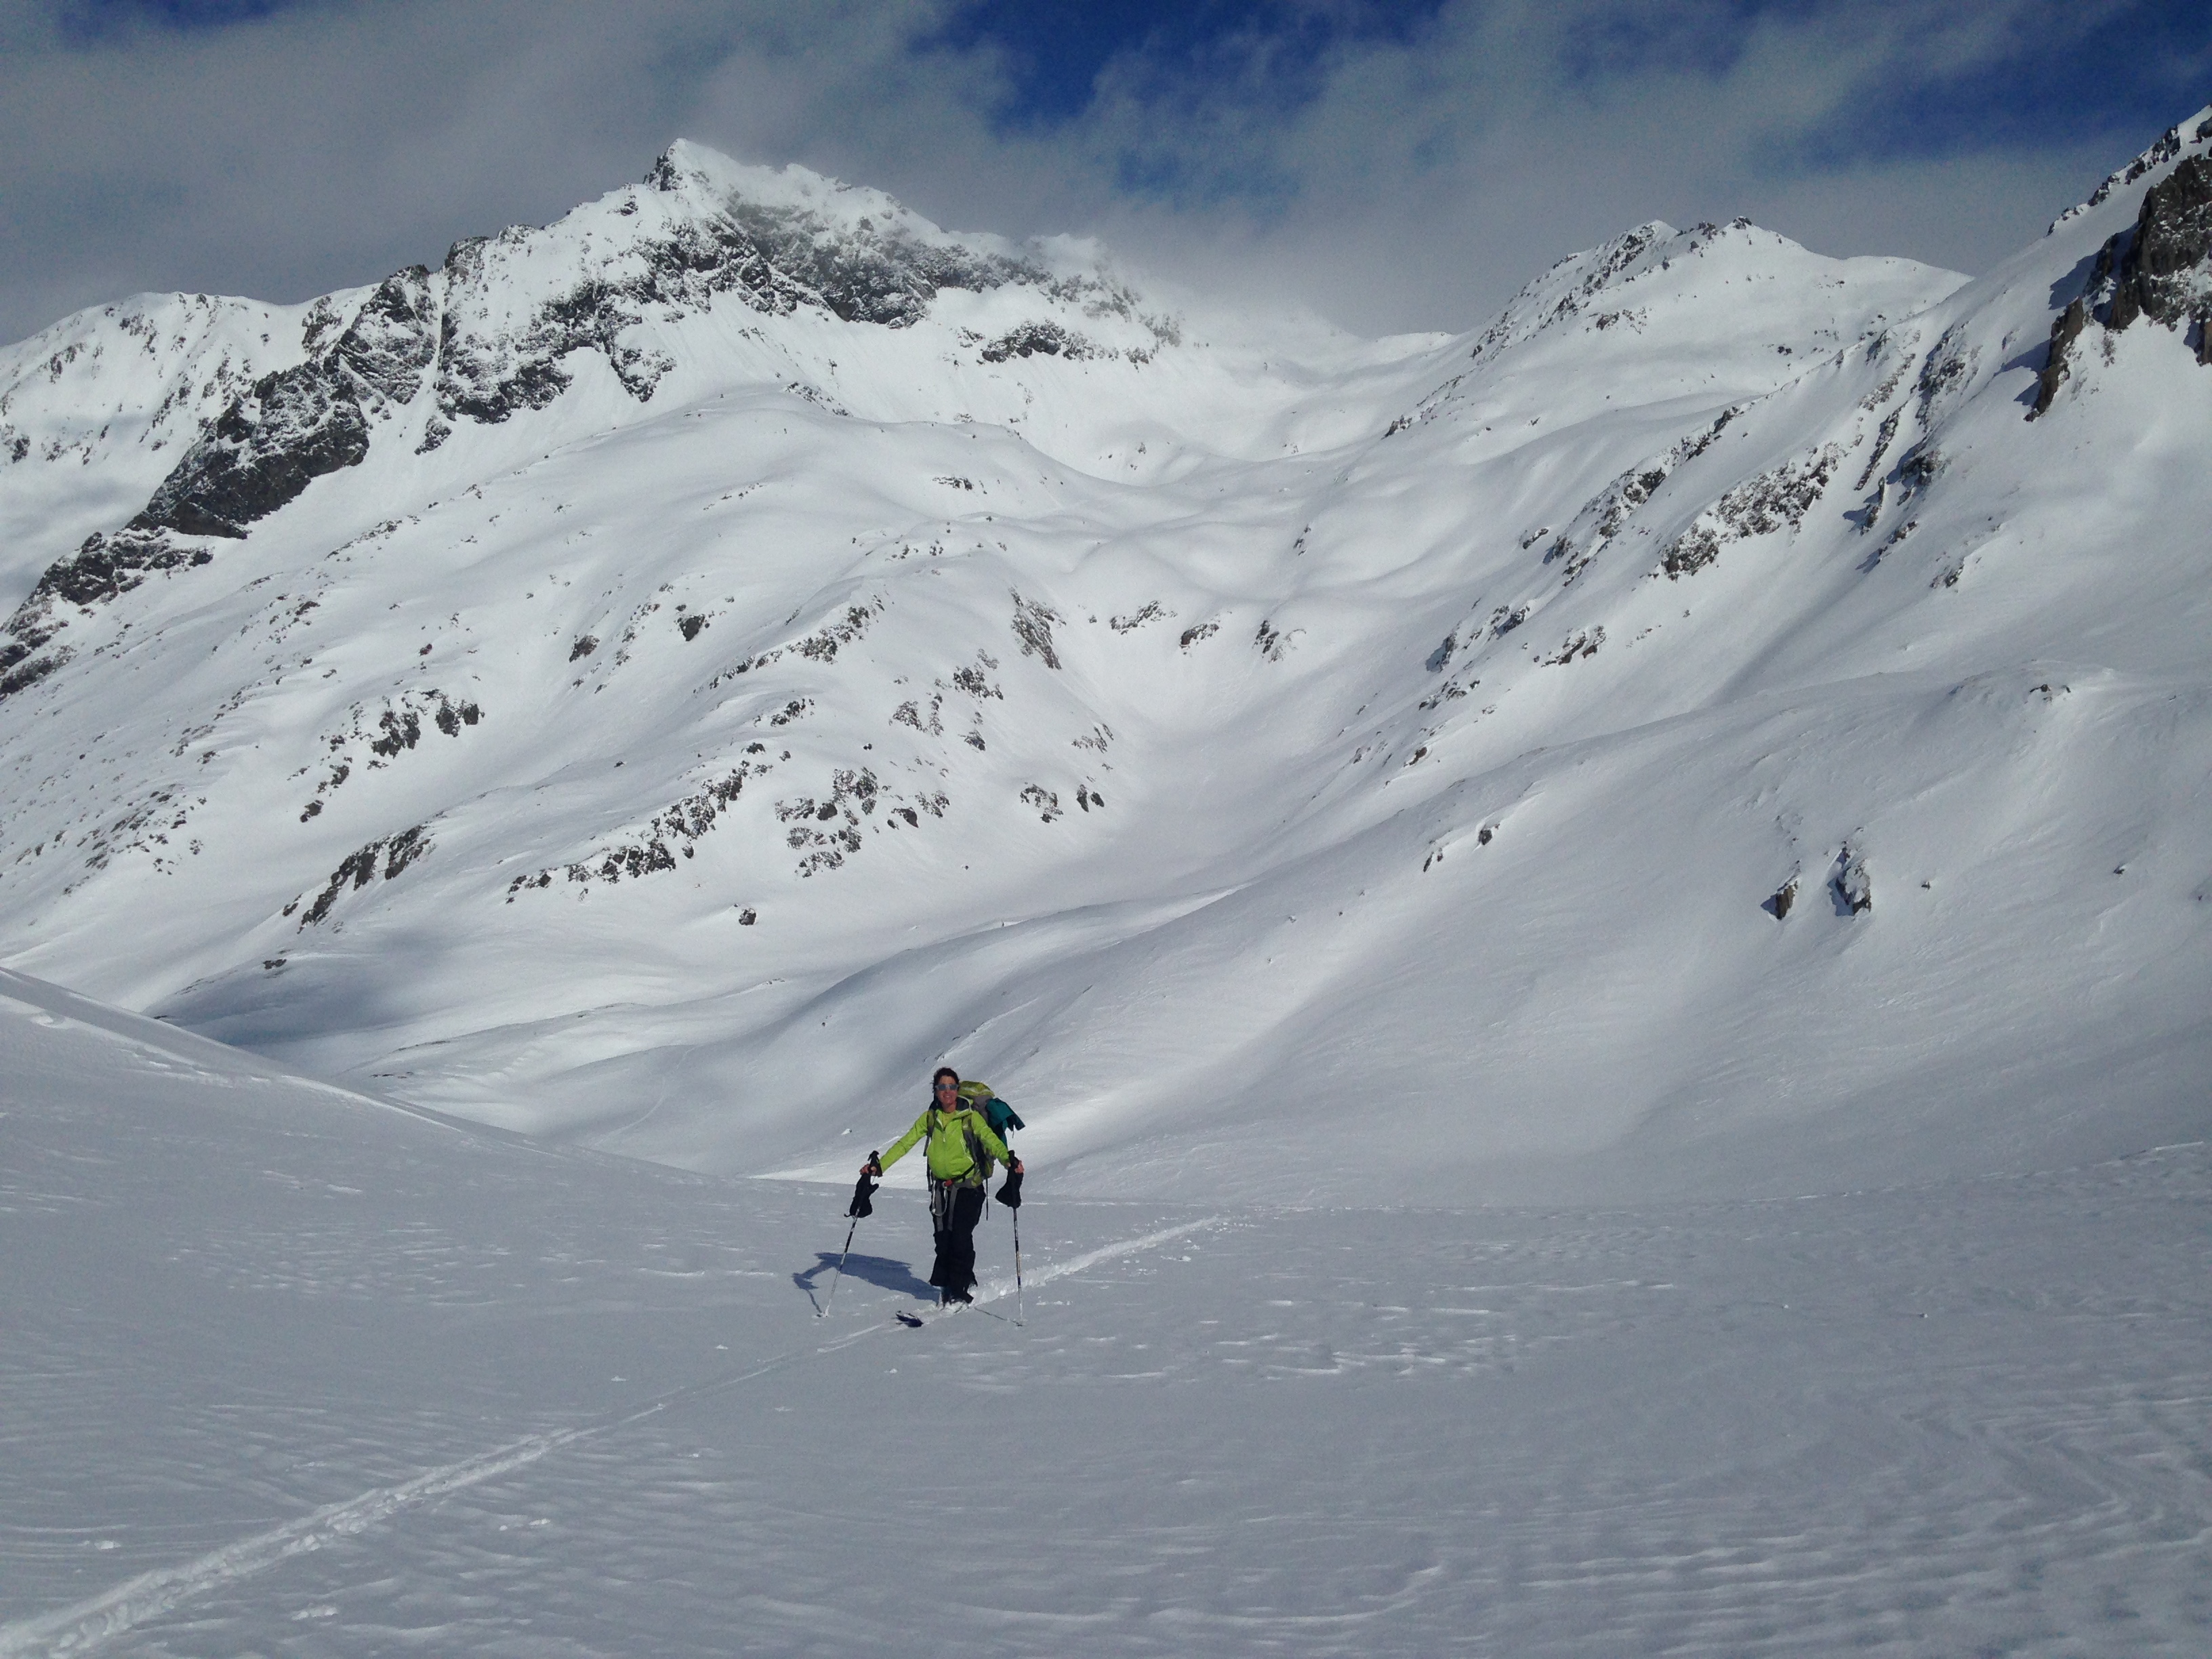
xmin=3 ymin=968 xmax=2208 ymax=1657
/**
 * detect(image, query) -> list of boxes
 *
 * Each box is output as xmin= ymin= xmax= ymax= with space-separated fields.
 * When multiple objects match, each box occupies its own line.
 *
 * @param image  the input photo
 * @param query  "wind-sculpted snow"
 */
xmin=2 ymin=123 xmax=2211 ymax=1208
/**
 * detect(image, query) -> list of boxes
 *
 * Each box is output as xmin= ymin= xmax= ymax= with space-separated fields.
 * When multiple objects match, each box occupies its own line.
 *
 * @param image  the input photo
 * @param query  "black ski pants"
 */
xmin=927 ymin=1179 xmax=987 ymax=1298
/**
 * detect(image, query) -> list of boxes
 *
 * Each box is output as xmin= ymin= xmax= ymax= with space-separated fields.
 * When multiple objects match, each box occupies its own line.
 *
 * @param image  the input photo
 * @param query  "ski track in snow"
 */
xmin=0 ymin=1214 xmax=1222 ymax=1658
xmin=0 ymin=1430 xmax=586 ymax=1659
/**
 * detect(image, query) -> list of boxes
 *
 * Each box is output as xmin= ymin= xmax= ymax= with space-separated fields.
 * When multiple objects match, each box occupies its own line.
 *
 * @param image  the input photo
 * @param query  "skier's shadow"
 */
xmin=795 ymin=1251 xmax=934 ymax=1312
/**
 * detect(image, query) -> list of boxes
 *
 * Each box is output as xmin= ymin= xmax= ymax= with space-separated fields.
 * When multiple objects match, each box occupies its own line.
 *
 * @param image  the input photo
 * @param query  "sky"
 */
xmin=1 ymin=0 xmax=2208 ymax=346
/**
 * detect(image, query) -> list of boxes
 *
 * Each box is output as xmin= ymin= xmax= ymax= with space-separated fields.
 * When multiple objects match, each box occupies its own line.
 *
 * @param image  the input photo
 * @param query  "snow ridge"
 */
xmin=2047 ymin=103 xmax=2212 ymax=232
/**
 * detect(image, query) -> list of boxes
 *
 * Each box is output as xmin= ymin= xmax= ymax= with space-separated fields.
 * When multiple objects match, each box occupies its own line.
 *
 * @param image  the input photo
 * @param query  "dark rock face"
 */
xmin=2032 ymin=154 xmax=2212 ymax=419
xmin=638 ymin=144 xmax=1064 ymax=327
xmin=0 ymin=527 xmax=216 ymax=696
xmin=981 ymin=321 xmax=1099 ymax=363
xmin=136 ymin=267 xmax=436 ymax=538
xmin=298 ymin=823 xmax=432 ymax=927
xmin=2030 ymin=298 xmax=2087 ymax=417
xmin=1660 ymin=445 xmax=1842 ymax=579
xmin=1010 ymin=592 xmax=1062 ymax=668
xmin=2104 ymin=156 xmax=2212 ymax=334
xmin=33 ymin=528 xmax=214 ymax=608
xmin=0 ymin=628 xmax=64 ymax=696
xmin=731 ymin=199 xmax=1036 ymax=327
xmin=428 ymin=241 xmax=609 ymax=437
xmin=133 ymin=363 xmax=371 ymax=538
xmin=332 ymin=267 xmax=439 ymax=403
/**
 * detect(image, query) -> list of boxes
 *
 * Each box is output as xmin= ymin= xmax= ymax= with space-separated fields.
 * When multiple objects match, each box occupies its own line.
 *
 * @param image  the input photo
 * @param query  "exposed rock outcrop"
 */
xmin=2032 ymin=152 xmax=2212 ymax=417
xmin=2102 ymin=155 xmax=2212 ymax=336
xmin=980 ymin=321 xmax=1102 ymax=363
xmin=1831 ymin=843 xmax=1872 ymax=916
xmin=138 ymin=267 xmax=436 ymax=538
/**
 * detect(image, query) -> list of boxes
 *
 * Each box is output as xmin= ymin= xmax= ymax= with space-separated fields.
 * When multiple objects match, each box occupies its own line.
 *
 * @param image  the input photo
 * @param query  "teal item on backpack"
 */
xmin=956 ymin=1080 xmax=1025 ymax=1145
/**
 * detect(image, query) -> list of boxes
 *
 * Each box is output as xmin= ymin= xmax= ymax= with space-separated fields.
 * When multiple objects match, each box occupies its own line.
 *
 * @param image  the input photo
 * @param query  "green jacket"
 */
xmin=878 ymin=1104 xmax=1012 ymax=1186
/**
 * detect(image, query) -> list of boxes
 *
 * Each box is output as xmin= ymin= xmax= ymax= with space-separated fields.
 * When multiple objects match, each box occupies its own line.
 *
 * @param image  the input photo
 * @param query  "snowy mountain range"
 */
xmin=3 ymin=121 xmax=2209 ymax=1205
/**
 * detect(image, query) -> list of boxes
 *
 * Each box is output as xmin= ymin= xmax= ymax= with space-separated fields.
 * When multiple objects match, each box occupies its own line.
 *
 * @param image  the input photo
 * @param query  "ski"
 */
xmin=893 ymin=1296 xmax=1009 ymax=1327
xmin=894 ymin=1305 xmax=969 ymax=1327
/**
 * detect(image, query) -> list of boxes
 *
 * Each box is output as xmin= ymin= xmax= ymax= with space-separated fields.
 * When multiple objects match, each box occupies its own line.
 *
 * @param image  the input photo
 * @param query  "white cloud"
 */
xmin=0 ymin=0 xmax=2186 ymax=345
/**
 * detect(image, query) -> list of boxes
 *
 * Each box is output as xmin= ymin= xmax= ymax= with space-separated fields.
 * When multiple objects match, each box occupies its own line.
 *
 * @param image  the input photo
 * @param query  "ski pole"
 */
xmin=819 ymin=1160 xmax=878 ymax=1318
xmin=819 ymin=1212 xmax=861 ymax=1318
xmin=994 ymin=1162 xmax=1026 ymax=1326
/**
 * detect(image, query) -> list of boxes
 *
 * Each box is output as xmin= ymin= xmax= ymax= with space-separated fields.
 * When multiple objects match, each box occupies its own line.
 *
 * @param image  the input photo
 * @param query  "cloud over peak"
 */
xmin=2 ymin=0 xmax=2204 ymax=345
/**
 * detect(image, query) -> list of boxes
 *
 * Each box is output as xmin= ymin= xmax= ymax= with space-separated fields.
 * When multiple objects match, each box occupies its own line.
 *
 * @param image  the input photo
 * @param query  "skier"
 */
xmin=863 ymin=1067 xmax=1021 ymax=1305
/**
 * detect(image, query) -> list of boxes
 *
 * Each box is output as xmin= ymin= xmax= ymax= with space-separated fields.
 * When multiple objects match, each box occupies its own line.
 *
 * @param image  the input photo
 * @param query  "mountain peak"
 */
xmin=642 ymin=140 xmax=916 ymax=234
xmin=635 ymin=139 xmax=1073 ymax=280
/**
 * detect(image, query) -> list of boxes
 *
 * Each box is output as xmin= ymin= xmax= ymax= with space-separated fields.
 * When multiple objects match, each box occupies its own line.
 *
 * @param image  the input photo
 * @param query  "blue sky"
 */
xmin=3 ymin=0 xmax=2209 ymax=343
xmin=934 ymin=2 xmax=1453 ymax=126
xmin=946 ymin=0 xmax=2209 ymax=163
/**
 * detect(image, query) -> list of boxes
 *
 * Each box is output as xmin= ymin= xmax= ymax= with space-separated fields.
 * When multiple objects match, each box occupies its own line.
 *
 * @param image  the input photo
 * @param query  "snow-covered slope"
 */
xmin=3 ymin=120 xmax=2209 ymax=1203
xmin=5 ymin=968 xmax=2208 ymax=1656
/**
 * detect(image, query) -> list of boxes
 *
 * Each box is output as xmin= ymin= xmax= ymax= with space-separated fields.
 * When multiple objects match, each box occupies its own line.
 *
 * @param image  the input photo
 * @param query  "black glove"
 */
xmin=848 ymin=1168 xmax=878 ymax=1218
xmin=994 ymin=1165 xmax=1023 ymax=1208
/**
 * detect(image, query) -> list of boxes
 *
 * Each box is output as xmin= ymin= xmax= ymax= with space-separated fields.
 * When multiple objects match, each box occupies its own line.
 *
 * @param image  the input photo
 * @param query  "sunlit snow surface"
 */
xmin=3 ymin=130 xmax=2205 ymax=1203
xmin=5 ymin=124 xmax=2212 ymax=1655
xmin=4 ymin=970 xmax=2209 ymax=1657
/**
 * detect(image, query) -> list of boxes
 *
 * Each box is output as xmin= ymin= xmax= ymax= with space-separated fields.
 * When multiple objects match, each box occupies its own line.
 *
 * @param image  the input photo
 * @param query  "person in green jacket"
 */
xmin=864 ymin=1067 xmax=1020 ymax=1305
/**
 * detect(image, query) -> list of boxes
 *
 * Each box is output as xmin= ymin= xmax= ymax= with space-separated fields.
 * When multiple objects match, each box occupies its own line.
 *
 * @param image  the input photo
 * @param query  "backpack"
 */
xmin=956 ymin=1080 xmax=1025 ymax=1152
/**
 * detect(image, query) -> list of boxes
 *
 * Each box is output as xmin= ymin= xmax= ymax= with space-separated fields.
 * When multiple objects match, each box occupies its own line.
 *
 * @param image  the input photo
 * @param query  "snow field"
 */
xmin=5 ymin=118 xmax=2212 ymax=1655
xmin=3 ymin=972 xmax=2208 ymax=1656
